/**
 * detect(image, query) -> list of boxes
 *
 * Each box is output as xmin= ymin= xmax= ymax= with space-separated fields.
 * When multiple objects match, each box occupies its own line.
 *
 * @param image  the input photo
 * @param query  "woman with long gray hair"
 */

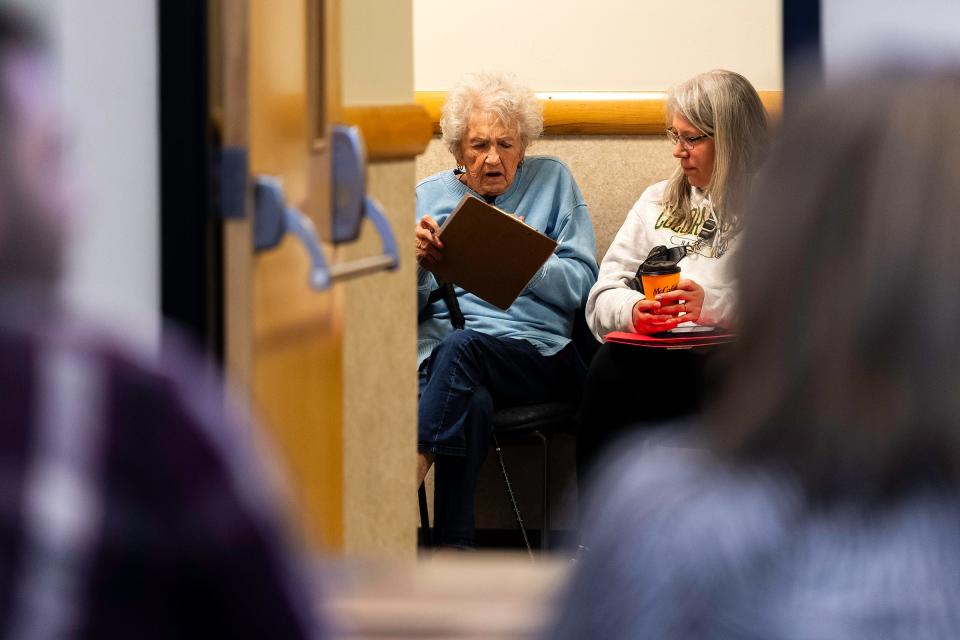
xmin=577 ymin=70 xmax=769 ymax=484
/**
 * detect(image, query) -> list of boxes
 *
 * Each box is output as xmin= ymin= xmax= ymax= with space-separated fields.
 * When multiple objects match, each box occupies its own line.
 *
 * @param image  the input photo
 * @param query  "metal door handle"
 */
xmin=251 ymin=125 xmax=399 ymax=290
xmin=253 ymin=177 xmax=399 ymax=290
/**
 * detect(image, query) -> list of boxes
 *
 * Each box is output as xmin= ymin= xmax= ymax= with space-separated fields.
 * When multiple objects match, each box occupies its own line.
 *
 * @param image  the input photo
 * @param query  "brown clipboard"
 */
xmin=430 ymin=195 xmax=558 ymax=310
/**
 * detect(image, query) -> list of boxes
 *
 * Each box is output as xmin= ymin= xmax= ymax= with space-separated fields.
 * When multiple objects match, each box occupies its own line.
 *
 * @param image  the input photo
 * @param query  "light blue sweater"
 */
xmin=416 ymin=156 xmax=597 ymax=366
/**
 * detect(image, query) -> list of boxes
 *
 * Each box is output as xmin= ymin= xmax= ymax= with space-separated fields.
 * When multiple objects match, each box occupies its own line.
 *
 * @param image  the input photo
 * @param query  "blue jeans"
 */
xmin=418 ymin=329 xmax=584 ymax=547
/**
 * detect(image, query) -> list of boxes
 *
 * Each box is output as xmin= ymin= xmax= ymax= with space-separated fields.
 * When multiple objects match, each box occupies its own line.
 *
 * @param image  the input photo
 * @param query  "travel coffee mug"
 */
xmin=639 ymin=260 xmax=681 ymax=301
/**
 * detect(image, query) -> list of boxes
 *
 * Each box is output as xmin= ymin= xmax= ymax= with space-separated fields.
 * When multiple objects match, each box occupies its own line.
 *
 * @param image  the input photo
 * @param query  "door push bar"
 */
xmin=252 ymin=125 xmax=399 ymax=290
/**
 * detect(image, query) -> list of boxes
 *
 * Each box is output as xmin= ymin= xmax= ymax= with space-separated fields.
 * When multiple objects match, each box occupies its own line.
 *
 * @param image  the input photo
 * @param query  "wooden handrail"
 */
xmin=416 ymin=90 xmax=783 ymax=136
xmin=336 ymin=92 xmax=784 ymax=158
xmin=339 ymin=103 xmax=433 ymax=161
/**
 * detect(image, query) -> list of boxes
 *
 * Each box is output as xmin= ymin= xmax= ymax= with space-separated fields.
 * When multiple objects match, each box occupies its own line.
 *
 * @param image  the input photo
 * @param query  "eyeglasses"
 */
xmin=666 ymin=128 xmax=710 ymax=150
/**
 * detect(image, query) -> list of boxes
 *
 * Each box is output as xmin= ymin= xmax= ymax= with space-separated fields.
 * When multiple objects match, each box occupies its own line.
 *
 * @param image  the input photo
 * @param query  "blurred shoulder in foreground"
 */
xmin=0 ymin=318 xmax=324 ymax=638
xmin=550 ymin=427 xmax=960 ymax=640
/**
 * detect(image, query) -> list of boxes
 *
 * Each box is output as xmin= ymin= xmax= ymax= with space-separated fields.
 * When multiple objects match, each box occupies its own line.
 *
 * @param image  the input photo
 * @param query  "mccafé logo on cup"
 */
xmin=639 ymin=260 xmax=681 ymax=301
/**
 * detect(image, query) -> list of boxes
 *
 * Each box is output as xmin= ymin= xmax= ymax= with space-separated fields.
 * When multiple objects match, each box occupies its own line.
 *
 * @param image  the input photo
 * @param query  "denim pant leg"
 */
xmin=418 ymin=329 xmax=583 ymax=546
xmin=432 ymin=386 xmax=493 ymax=547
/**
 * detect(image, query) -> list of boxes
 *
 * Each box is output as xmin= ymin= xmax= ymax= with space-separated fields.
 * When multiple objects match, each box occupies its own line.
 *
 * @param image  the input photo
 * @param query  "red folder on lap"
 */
xmin=604 ymin=328 xmax=736 ymax=349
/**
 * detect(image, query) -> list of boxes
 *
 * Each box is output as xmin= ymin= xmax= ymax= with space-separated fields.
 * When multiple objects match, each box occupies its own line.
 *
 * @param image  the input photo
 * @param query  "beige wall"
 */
xmin=342 ymin=0 xmax=414 ymax=105
xmin=339 ymin=0 xmax=418 ymax=555
xmin=414 ymin=0 xmax=782 ymax=91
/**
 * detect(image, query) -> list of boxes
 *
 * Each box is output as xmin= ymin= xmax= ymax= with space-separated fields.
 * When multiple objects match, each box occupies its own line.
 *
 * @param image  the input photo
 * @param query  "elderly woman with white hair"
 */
xmin=415 ymin=72 xmax=597 ymax=548
xmin=577 ymin=69 xmax=769 ymax=487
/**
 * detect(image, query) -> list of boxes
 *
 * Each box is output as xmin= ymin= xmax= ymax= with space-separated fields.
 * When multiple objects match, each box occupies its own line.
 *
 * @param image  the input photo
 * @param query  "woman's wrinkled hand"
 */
xmin=416 ymin=215 xmax=444 ymax=272
xmin=631 ymin=299 xmax=681 ymax=334
xmin=655 ymin=279 xmax=705 ymax=324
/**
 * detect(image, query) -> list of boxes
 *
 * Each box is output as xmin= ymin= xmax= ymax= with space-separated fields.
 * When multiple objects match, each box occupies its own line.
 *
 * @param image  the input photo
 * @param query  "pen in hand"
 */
xmin=416 ymin=215 xmax=444 ymax=270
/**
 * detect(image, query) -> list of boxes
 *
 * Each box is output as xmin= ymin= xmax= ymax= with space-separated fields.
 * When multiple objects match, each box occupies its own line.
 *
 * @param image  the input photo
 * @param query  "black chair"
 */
xmin=418 ymin=282 xmax=599 ymax=556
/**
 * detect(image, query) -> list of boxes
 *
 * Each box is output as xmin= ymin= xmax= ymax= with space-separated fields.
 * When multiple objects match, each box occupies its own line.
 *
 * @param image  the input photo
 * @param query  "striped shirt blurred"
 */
xmin=0 ymin=317 xmax=323 ymax=639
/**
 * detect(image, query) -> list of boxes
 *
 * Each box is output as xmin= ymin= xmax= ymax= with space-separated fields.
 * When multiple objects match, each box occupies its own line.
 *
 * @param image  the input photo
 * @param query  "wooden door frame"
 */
xmin=783 ymin=0 xmax=821 ymax=97
xmin=158 ymin=0 xmax=224 ymax=358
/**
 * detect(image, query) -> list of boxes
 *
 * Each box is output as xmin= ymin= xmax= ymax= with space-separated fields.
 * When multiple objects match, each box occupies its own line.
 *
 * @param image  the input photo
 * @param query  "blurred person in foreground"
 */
xmin=548 ymin=72 xmax=960 ymax=638
xmin=415 ymin=71 xmax=597 ymax=547
xmin=0 ymin=9 xmax=321 ymax=638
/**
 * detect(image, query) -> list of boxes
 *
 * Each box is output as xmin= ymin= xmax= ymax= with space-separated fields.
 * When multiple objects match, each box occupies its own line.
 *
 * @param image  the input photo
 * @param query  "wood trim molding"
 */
xmin=338 ymin=103 xmax=433 ymax=161
xmin=416 ymin=90 xmax=783 ymax=136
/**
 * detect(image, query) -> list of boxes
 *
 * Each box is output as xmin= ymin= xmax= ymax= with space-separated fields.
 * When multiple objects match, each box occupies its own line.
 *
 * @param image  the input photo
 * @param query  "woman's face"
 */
xmin=456 ymin=110 xmax=524 ymax=197
xmin=671 ymin=115 xmax=715 ymax=190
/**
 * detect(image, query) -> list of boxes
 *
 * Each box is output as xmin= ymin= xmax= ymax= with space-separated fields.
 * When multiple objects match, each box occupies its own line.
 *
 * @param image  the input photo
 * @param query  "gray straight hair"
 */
xmin=662 ymin=69 xmax=769 ymax=251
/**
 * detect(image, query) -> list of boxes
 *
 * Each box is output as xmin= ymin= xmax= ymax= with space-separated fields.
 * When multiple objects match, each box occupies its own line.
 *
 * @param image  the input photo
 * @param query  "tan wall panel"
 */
xmin=338 ymin=0 xmax=417 ymax=555
xmin=341 ymin=160 xmax=418 ymax=554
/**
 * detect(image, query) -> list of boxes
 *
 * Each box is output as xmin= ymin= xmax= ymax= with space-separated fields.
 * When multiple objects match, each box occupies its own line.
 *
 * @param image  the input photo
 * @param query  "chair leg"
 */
xmin=418 ymin=482 xmax=432 ymax=547
xmin=491 ymin=433 xmax=535 ymax=560
xmin=534 ymin=430 xmax=551 ymax=553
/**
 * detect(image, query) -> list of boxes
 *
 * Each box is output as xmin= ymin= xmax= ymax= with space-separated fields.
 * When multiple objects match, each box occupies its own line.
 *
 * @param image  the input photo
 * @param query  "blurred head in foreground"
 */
xmin=549 ymin=72 xmax=960 ymax=639
xmin=0 ymin=9 xmax=68 ymax=295
xmin=713 ymin=70 xmax=960 ymax=501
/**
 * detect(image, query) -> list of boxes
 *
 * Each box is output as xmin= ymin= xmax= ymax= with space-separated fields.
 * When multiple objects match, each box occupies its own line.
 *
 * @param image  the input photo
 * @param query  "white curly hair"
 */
xmin=440 ymin=71 xmax=544 ymax=159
